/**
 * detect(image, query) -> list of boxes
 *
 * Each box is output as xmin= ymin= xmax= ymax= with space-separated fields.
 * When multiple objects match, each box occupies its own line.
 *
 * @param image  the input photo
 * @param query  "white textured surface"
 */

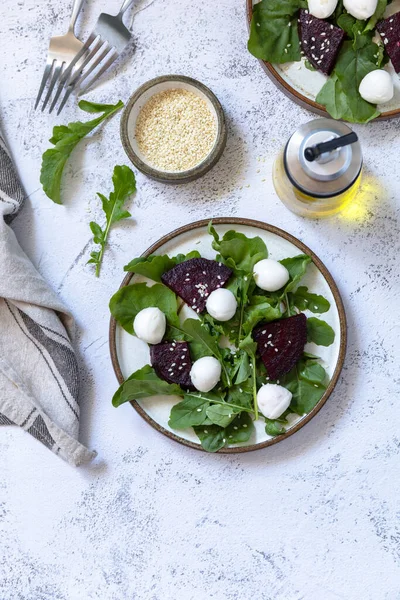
xmin=1 ymin=0 xmax=400 ymax=598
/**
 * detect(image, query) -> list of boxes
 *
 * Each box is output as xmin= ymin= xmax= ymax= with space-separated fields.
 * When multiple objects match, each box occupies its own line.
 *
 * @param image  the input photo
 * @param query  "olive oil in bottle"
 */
xmin=273 ymin=118 xmax=362 ymax=218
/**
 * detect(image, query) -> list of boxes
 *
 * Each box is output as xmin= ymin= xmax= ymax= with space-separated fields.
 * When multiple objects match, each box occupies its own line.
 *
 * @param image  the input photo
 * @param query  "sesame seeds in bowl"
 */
xmin=120 ymin=75 xmax=227 ymax=183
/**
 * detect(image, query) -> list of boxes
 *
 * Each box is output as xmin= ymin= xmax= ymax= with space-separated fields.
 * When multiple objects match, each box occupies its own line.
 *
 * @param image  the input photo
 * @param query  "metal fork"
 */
xmin=54 ymin=0 xmax=135 ymax=115
xmin=35 ymin=0 xmax=85 ymax=111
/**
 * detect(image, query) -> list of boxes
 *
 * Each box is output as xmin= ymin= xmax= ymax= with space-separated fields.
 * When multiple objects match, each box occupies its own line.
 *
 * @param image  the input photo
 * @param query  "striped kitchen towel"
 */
xmin=0 ymin=131 xmax=96 ymax=466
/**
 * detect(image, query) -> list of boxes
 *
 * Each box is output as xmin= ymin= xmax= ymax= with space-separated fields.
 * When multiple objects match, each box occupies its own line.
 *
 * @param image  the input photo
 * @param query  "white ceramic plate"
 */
xmin=109 ymin=218 xmax=346 ymax=453
xmin=247 ymin=0 xmax=400 ymax=121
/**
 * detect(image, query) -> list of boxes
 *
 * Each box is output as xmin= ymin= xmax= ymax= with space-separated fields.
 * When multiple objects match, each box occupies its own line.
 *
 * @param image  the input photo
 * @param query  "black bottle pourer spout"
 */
xmin=304 ymin=132 xmax=359 ymax=162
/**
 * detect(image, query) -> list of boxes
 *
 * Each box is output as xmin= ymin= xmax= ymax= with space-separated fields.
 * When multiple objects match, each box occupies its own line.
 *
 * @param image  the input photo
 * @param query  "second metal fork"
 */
xmin=35 ymin=0 xmax=85 ymax=112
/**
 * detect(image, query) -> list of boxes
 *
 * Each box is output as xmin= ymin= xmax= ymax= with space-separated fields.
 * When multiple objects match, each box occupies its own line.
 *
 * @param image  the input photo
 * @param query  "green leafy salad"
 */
xmin=248 ymin=0 xmax=393 ymax=123
xmin=110 ymin=223 xmax=335 ymax=452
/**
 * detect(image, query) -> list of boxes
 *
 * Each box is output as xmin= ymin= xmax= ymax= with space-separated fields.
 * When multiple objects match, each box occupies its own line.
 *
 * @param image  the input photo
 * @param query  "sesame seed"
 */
xmin=288 ymin=340 xmax=292 ymax=345
xmin=311 ymin=46 xmax=315 ymax=50
xmin=171 ymin=362 xmax=176 ymax=367
xmin=179 ymin=366 xmax=183 ymax=370
xmin=314 ymin=384 xmax=319 ymax=388
xmin=233 ymin=426 xmax=238 ymax=430
xmin=277 ymin=380 xmax=280 ymax=384
xmin=256 ymin=22 xmax=260 ymax=27
xmin=204 ymin=430 xmax=208 ymax=434
xmin=268 ymin=334 xmax=272 ymax=338
xmin=223 ymin=438 xmax=226 ymax=443
xmin=311 ymin=36 xmax=315 ymax=41
xmin=182 ymin=362 xmax=187 ymax=366
xmin=170 ymin=348 xmax=174 ymax=351
xmin=284 ymin=48 xmax=288 ymax=53
xmin=196 ymin=408 xmax=202 ymax=412
xmin=321 ymin=32 xmax=326 ymax=36
xmin=135 ymin=88 xmax=217 ymax=171
xmin=243 ymin=424 xmax=248 ymax=428
xmin=262 ymin=330 xmax=266 ymax=334
xmin=229 ymin=435 xmax=233 ymax=438
xmin=239 ymin=388 xmax=243 ymax=393
xmin=275 ymin=348 xmax=279 ymax=352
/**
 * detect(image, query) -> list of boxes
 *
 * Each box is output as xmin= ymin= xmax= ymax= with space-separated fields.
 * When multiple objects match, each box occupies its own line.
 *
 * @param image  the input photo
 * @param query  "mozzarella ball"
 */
xmin=206 ymin=288 xmax=238 ymax=322
xmin=190 ymin=356 xmax=222 ymax=392
xmin=359 ymin=70 xmax=394 ymax=105
xmin=253 ymin=259 xmax=290 ymax=292
xmin=308 ymin=0 xmax=338 ymax=19
xmin=133 ymin=307 xmax=166 ymax=344
xmin=343 ymin=0 xmax=377 ymax=20
xmin=257 ymin=384 xmax=292 ymax=420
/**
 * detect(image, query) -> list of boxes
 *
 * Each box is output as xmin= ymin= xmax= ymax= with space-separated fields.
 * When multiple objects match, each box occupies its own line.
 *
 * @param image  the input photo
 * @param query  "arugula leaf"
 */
xmin=124 ymin=251 xmax=201 ymax=281
xmin=168 ymin=396 xmax=210 ymax=429
xmin=109 ymin=282 xmax=179 ymax=335
xmin=88 ymin=165 xmax=136 ymax=277
xmin=280 ymin=255 xmax=312 ymax=293
xmin=232 ymin=352 xmax=252 ymax=386
xmin=307 ymin=317 xmax=335 ymax=346
xmin=316 ymin=40 xmax=381 ymax=124
xmin=265 ymin=417 xmax=287 ymax=436
xmin=206 ymin=404 xmax=237 ymax=427
xmin=194 ymin=425 xmax=226 ymax=452
xmin=209 ymin=222 xmax=268 ymax=275
xmin=280 ymin=358 xmax=328 ymax=415
xmin=365 ymin=0 xmax=387 ymax=32
xmin=40 ymin=100 xmax=124 ymax=204
xmin=243 ymin=296 xmax=282 ymax=335
xmin=112 ymin=365 xmax=182 ymax=407
xmin=248 ymin=0 xmax=302 ymax=64
xmin=239 ymin=333 xmax=259 ymax=419
xmin=225 ymin=412 xmax=254 ymax=443
xmin=226 ymin=382 xmax=254 ymax=410
xmin=289 ymin=286 xmax=330 ymax=314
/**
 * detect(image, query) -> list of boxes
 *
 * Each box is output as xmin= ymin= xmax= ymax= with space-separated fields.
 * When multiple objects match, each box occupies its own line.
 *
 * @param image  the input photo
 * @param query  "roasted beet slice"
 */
xmin=161 ymin=258 xmax=232 ymax=313
xmin=298 ymin=9 xmax=345 ymax=75
xmin=377 ymin=12 xmax=400 ymax=73
xmin=150 ymin=341 xmax=194 ymax=390
xmin=254 ymin=314 xmax=307 ymax=380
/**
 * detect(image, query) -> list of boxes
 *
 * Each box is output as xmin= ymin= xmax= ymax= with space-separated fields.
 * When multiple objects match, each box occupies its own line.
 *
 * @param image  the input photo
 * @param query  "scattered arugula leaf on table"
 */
xmin=88 ymin=165 xmax=136 ymax=277
xmin=40 ymin=99 xmax=124 ymax=204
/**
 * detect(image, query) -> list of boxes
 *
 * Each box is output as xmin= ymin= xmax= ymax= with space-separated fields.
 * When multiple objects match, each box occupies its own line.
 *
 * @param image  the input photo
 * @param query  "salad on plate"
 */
xmin=110 ymin=222 xmax=336 ymax=452
xmin=248 ymin=0 xmax=400 ymax=123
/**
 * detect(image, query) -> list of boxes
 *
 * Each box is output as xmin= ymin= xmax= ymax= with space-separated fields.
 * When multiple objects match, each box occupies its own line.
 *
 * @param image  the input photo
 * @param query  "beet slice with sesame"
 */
xmin=161 ymin=258 xmax=232 ymax=313
xmin=150 ymin=341 xmax=195 ymax=390
xmin=253 ymin=313 xmax=307 ymax=380
xmin=377 ymin=12 xmax=400 ymax=73
xmin=298 ymin=9 xmax=345 ymax=75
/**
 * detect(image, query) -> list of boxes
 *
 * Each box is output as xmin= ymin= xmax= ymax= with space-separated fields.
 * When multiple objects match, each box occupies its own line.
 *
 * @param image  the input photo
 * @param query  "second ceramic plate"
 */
xmin=246 ymin=0 xmax=400 ymax=121
xmin=109 ymin=218 xmax=346 ymax=453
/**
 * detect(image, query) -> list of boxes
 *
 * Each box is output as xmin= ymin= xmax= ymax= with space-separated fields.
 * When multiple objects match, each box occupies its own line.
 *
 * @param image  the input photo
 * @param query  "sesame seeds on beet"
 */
xmin=377 ymin=12 xmax=400 ymax=73
xmin=298 ymin=9 xmax=345 ymax=75
xmin=150 ymin=341 xmax=195 ymax=389
xmin=253 ymin=314 xmax=307 ymax=380
xmin=161 ymin=258 xmax=232 ymax=313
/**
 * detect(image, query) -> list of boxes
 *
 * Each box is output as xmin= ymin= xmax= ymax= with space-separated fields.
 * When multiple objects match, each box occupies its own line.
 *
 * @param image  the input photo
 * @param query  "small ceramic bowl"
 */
xmin=120 ymin=75 xmax=227 ymax=183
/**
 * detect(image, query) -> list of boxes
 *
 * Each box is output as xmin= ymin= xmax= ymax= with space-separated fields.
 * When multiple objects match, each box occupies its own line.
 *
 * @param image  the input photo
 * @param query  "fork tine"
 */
xmin=48 ymin=63 xmax=68 ymax=114
xmin=70 ymin=44 xmax=111 ymax=90
xmin=78 ymin=49 xmax=119 ymax=96
xmin=59 ymin=32 xmax=97 ymax=86
xmin=56 ymin=39 xmax=108 ymax=115
xmin=41 ymin=63 xmax=63 ymax=111
xmin=34 ymin=59 xmax=54 ymax=110
xmin=56 ymin=84 xmax=75 ymax=116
